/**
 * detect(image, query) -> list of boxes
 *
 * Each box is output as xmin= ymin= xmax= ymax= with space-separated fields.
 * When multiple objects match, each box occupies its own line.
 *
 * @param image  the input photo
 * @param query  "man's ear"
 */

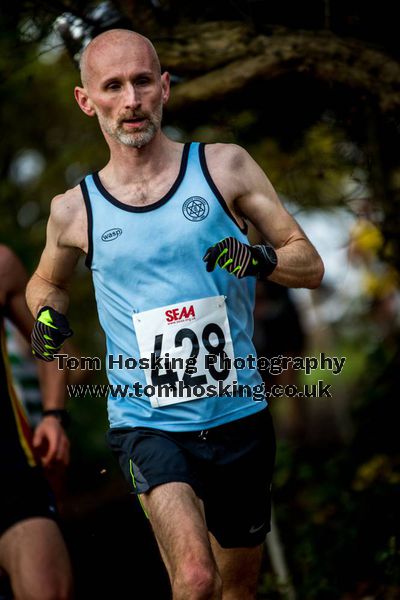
xmin=74 ymin=86 xmax=96 ymax=117
xmin=161 ymin=71 xmax=170 ymax=105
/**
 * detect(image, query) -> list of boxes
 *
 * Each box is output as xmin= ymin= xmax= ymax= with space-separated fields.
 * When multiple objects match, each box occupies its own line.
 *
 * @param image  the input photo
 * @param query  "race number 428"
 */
xmin=132 ymin=296 xmax=238 ymax=407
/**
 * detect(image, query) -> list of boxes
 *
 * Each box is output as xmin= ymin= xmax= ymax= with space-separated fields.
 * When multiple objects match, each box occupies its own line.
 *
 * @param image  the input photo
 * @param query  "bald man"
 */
xmin=26 ymin=29 xmax=324 ymax=599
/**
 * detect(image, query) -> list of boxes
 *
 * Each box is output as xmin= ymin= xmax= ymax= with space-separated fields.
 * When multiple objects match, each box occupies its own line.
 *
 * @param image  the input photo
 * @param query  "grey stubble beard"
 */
xmin=97 ymin=102 xmax=163 ymax=148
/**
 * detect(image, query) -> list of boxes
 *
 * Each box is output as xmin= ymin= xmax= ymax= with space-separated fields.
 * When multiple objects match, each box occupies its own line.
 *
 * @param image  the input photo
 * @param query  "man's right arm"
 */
xmin=26 ymin=190 xmax=85 ymax=317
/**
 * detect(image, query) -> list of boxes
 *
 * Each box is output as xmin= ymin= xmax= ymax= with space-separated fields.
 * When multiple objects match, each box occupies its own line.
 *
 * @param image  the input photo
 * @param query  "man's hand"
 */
xmin=31 ymin=306 xmax=73 ymax=361
xmin=203 ymin=237 xmax=278 ymax=279
xmin=33 ymin=416 xmax=70 ymax=468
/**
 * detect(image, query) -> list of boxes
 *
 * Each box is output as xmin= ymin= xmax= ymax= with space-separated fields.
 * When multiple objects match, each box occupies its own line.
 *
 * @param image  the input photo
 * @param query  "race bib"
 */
xmin=132 ymin=296 xmax=237 ymax=407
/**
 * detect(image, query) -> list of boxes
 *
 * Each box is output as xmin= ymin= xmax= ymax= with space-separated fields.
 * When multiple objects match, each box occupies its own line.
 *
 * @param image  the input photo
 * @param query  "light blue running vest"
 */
xmin=81 ymin=142 xmax=267 ymax=431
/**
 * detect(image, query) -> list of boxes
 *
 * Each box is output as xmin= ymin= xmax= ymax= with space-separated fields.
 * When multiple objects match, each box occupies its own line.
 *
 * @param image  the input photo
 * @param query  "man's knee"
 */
xmin=173 ymin=560 xmax=222 ymax=600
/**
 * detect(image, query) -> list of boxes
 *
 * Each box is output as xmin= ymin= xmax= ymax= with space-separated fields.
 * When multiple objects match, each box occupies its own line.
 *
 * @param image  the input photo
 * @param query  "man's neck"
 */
xmin=101 ymin=132 xmax=178 ymax=186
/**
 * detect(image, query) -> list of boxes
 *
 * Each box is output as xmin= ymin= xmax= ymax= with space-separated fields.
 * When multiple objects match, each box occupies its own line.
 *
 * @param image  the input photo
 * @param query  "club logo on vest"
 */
xmin=182 ymin=197 xmax=209 ymax=222
xmin=101 ymin=228 xmax=123 ymax=242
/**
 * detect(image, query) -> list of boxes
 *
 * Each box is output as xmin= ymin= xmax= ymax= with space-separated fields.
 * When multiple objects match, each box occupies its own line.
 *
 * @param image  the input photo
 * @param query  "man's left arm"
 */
xmin=4 ymin=250 xmax=69 ymax=467
xmin=234 ymin=146 xmax=324 ymax=289
xmin=203 ymin=144 xmax=324 ymax=288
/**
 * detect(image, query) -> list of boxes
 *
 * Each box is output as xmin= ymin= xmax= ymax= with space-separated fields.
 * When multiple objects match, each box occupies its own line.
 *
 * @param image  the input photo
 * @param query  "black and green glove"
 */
xmin=31 ymin=306 xmax=73 ymax=361
xmin=203 ymin=237 xmax=278 ymax=279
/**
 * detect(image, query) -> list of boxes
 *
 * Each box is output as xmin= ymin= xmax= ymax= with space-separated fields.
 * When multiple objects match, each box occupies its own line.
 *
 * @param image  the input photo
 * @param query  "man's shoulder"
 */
xmin=203 ymin=142 xmax=250 ymax=172
xmin=50 ymin=184 xmax=85 ymax=225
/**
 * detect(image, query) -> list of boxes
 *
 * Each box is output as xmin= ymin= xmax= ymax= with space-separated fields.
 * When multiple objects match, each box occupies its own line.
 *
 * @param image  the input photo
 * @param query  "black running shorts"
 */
xmin=0 ymin=466 xmax=58 ymax=537
xmin=107 ymin=408 xmax=276 ymax=548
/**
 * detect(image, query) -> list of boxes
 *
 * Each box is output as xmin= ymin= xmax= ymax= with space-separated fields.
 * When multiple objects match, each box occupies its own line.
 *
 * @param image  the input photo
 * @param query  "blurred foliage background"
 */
xmin=1 ymin=1 xmax=399 ymax=598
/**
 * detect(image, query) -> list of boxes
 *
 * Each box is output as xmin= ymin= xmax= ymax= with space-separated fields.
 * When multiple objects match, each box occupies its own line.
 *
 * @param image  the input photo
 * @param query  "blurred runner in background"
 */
xmin=0 ymin=245 xmax=73 ymax=600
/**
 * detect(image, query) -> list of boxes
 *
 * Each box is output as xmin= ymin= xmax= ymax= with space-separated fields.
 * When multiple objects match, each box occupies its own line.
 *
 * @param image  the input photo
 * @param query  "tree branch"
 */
xmin=159 ymin=27 xmax=400 ymax=114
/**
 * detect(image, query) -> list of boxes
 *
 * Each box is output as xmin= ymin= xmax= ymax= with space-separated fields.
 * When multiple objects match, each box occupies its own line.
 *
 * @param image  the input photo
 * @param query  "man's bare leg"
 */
xmin=209 ymin=533 xmax=263 ymax=600
xmin=140 ymin=482 xmax=222 ymax=600
xmin=0 ymin=517 xmax=73 ymax=600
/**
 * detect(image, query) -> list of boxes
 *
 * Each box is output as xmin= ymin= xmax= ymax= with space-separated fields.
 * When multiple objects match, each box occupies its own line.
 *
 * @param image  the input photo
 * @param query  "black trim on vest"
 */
xmin=92 ymin=143 xmax=190 ymax=213
xmin=199 ymin=143 xmax=248 ymax=234
xmin=80 ymin=178 xmax=94 ymax=269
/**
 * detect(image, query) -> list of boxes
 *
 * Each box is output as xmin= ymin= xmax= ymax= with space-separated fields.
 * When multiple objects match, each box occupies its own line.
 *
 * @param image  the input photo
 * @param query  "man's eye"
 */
xmin=136 ymin=78 xmax=150 ymax=85
xmin=107 ymin=83 xmax=121 ymax=90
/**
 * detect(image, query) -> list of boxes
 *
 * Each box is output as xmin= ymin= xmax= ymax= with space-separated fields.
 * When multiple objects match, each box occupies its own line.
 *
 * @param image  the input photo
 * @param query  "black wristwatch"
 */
xmin=253 ymin=243 xmax=278 ymax=279
xmin=42 ymin=409 xmax=70 ymax=429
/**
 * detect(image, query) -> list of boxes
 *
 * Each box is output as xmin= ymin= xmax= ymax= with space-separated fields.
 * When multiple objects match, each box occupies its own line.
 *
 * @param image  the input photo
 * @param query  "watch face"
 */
xmin=256 ymin=244 xmax=278 ymax=278
xmin=265 ymin=244 xmax=278 ymax=265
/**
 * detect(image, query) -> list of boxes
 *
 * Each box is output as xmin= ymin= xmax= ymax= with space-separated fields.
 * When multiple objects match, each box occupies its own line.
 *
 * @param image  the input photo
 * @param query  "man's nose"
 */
xmin=124 ymin=83 xmax=140 ymax=109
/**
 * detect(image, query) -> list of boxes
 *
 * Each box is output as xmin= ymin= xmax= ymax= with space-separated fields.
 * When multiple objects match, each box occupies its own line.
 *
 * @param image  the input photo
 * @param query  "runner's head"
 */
xmin=74 ymin=29 xmax=169 ymax=148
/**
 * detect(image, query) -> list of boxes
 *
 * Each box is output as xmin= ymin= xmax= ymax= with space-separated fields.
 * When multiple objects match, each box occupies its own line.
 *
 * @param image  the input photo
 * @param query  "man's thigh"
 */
xmin=0 ymin=517 xmax=73 ymax=599
xmin=140 ymin=481 xmax=215 ymax=578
